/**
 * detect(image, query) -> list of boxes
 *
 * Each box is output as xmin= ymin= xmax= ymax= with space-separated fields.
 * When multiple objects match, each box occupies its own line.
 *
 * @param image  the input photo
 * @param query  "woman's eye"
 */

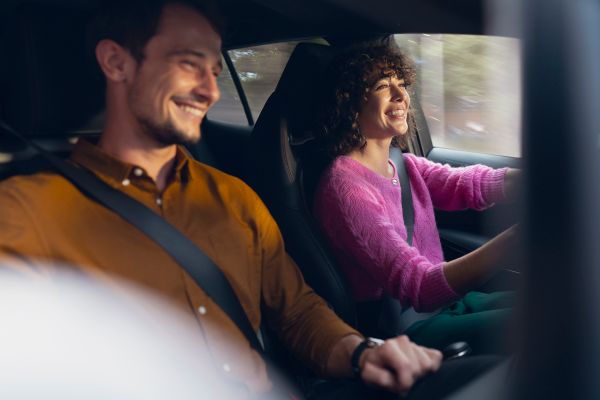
xmin=375 ymin=84 xmax=389 ymax=90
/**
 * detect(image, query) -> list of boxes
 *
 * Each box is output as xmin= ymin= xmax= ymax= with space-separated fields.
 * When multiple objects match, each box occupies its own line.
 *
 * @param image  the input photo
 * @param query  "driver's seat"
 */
xmin=245 ymin=43 xmax=357 ymax=327
xmin=246 ymin=42 xmax=422 ymax=337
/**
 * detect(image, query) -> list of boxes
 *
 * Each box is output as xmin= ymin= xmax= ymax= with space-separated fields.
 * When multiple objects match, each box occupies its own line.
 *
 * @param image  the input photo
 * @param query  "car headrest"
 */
xmin=0 ymin=3 xmax=104 ymax=147
xmin=271 ymin=42 xmax=335 ymax=146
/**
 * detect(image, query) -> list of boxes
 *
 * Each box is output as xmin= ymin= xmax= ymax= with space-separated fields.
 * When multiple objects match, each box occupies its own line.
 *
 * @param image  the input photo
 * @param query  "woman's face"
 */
xmin=357 ymin=75 xmax=411 ymax=139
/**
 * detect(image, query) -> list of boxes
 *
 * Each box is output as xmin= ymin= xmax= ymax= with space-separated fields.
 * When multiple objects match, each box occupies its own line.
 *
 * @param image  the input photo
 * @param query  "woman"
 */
xmin=313 ymin=44 xmax=520 ymax=354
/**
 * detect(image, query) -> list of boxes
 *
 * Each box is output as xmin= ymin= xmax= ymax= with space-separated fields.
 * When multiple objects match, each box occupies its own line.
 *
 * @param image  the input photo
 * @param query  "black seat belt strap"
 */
xmin=0 ymin=121 xmax=264 ymax=354
xmin=391 ymin=147 xmax=414 ymax=246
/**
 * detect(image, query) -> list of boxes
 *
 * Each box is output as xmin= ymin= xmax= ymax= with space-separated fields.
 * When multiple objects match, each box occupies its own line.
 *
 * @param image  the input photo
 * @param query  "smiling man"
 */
xmin=94 ymin=1 xmax=223 ymax=190
xmin=0 ymin=0 xmax=498 ymax=399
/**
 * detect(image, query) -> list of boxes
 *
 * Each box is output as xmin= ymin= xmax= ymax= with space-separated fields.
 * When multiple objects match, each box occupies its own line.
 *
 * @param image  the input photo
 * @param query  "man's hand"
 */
xmin=359 ymin=335 xmax=442 ymax=395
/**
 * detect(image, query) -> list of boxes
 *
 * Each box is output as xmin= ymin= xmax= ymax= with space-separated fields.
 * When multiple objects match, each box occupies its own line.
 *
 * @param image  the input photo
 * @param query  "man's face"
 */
xmin=128 ymin=4 xmax=222 ymax=146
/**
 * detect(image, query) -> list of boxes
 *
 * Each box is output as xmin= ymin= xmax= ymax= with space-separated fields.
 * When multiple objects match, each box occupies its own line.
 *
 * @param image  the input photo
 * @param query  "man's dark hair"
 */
xmin=87 ymin=0 xmax=225 ymax=63
xmin=318 ymin=43 xmax=417 ymax=158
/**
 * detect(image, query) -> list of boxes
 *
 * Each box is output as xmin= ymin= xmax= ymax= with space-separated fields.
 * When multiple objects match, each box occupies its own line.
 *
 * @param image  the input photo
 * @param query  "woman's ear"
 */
xmin=95 ymin=39 xmax=134 ymax=83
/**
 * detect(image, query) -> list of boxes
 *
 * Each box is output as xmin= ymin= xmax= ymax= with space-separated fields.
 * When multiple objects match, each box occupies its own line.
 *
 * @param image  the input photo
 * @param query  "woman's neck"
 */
xmin=348 ymin=138 xmax=394 ymax=178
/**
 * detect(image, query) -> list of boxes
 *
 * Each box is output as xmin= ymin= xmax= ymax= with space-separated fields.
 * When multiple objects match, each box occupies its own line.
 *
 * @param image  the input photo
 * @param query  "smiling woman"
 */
xmin=313 ymin=42 xmax=519 ymax=354
xmin=318 ymin=43 xmax=416 ymax=157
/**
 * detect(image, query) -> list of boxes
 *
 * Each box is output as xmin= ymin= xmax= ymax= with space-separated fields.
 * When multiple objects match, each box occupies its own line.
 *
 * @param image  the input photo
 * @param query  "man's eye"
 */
xmin=181 ymin=60 xmax=198 ymax=70
xmin=376 ymin=84 xmax=389 ymax=90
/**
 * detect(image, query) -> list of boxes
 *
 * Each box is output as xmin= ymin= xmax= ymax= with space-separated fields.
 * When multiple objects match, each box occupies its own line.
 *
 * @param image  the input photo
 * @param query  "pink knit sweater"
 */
xmin=314 ymin=154 xmax=508 ymax=312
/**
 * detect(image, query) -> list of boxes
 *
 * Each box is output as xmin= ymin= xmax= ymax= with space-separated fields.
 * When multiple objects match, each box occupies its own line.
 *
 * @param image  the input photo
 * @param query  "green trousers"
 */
xmin=404 ymin=291 xmax=515 ymax=355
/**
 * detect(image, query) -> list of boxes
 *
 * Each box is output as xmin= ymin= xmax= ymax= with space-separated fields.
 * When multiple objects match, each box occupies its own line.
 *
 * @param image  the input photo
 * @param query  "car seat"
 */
xmin=245 ymin=43 xmax=360 ymax=327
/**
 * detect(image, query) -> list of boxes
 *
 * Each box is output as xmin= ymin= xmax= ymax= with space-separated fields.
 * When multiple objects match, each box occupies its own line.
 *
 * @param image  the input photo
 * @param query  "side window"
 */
xmin=208 ymin=60 xmax=248 ymax=125
xmin=395 ymin=34 xmax=522 ymax=158
xmin=208 ymin=41 xmax=306 ymax=125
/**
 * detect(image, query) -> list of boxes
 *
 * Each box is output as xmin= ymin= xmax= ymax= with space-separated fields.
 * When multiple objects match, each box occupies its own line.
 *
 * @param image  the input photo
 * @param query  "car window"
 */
xmin=395 ymin=34 xmax=522 ymax=158
xmin=207 ymin=60 xmax=248 ymax=125
xmin=208 ymin=40 xmax=307 ymax=125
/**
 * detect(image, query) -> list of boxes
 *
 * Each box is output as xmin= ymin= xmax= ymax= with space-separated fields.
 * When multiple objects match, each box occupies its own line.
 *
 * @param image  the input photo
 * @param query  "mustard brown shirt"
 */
xmin=0 ymin=140 xmax=359 ymax=394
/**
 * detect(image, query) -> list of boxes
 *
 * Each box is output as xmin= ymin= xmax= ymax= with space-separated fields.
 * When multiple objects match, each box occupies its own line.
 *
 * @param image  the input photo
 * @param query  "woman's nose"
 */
xmin=391 ymin=85 xmax=406 ymax=101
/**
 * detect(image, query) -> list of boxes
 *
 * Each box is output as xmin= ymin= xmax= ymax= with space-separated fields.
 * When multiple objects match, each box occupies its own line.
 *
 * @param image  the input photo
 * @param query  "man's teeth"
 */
xmin=178 ymin=104 xmax=203 ymax=117
xmin=387 ymin=109 xmax=405 ymax=116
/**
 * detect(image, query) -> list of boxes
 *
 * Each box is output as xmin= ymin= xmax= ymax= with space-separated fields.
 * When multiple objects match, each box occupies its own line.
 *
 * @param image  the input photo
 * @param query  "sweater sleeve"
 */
xmin=406 ymin=154 xmax=508 ymax=211
xmin=317 ymin=178 xmax=459 ymax=312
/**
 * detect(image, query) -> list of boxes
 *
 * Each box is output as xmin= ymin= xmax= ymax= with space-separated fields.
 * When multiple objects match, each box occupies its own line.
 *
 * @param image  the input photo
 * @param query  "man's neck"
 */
xmin=348 ymin=137 xmax=393 ymax=178
xmin=98 ymin=128 xmax=177 ymax=192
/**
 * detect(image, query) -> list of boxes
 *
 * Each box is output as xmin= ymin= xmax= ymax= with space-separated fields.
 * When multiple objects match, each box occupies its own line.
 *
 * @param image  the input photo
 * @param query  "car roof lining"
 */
xmin=0 ymin=0 xmax=492 ymax=51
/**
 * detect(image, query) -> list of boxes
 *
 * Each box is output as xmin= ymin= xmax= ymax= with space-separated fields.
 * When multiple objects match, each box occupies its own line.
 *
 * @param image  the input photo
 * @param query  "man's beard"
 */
xmin=128 ymin=83 xmax=201 ymax=147
xmin=137 ymin=114 xmax=201 ymax=146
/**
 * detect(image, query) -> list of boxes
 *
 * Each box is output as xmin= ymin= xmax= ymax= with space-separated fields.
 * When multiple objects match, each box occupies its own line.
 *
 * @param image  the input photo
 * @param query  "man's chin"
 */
xmin=154 ymin=125 xmax=201 ymax=146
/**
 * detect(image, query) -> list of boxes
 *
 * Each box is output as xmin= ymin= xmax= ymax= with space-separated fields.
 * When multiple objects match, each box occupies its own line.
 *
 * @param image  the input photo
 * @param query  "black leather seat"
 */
xmin=245 ymin=43 xmax=359 ymax=327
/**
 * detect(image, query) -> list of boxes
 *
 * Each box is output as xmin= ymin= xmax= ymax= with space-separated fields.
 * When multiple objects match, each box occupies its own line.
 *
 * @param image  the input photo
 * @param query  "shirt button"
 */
xmin=222 ymin=363 xmax=231 ymax=373
xmin=121 ymin=179 xmax=131 ymax=186
xmin=198 ymin=305 xmax=207 ymax=315
xmin=133 ymin=167 xmax=143 ymax=177
xmin=391 ymin=178 xmax=399 ymax=185
xmin=156 ymin=197 xmax=163 ymax=206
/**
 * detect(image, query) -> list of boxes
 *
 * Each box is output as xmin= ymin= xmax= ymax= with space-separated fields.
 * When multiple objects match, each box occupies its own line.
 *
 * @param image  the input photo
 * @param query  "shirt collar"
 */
xmin=70 ymin=139 xmax=192 ymax=186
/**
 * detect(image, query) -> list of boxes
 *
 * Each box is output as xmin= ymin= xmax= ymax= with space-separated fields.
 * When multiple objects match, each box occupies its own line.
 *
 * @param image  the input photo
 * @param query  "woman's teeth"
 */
xmin=387 ymin=109 xmax=405 ymax=117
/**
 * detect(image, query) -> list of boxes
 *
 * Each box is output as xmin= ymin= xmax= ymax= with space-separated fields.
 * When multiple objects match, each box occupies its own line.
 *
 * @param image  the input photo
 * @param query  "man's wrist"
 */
xmin=350 ymin=337 xmax=384 ymax=378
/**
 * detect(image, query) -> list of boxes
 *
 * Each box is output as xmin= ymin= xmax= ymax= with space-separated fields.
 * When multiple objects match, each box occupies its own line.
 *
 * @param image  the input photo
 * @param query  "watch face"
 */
xmin=368 ymin=337 xmax=385 ymax=347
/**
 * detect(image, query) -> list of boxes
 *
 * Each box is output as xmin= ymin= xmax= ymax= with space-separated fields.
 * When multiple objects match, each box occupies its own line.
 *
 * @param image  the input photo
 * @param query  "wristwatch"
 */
xmin=351 ymin=337 xmax=384 ymax=378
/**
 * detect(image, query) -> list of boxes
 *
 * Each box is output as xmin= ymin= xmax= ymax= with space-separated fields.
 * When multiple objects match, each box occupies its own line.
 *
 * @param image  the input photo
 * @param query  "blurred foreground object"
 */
xmin=0 ymin=266 xmax=237 ymax=399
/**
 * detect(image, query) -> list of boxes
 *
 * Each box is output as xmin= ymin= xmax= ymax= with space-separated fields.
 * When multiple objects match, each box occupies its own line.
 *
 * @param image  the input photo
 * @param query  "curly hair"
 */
xmin=318 ymin=44 xmax=417 ymax=158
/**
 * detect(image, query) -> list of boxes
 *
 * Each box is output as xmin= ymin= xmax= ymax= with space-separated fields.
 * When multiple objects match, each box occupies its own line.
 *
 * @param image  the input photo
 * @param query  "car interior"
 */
xmin=2 ymin=0 xmax=599 ymax=398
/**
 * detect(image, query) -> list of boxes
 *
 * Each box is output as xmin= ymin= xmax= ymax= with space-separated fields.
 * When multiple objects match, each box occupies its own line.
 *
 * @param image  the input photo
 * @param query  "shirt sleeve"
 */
xmin=0 ymin=181 xmax=55 ymax=277
xmin=317 ymin=179 xmax=459 ymax=313
xmin=250 ymin=191 xmax=360 ymax=376
xmin=406 ymin=154 xmax=508 ymax=211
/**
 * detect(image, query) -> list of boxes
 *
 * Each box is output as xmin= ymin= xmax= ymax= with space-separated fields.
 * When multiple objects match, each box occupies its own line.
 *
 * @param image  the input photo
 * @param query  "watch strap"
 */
xmin=351 ymin=338 xmax=383 ymax=378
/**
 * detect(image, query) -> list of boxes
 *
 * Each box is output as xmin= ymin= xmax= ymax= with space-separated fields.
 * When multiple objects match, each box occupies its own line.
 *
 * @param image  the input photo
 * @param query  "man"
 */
xmin=0 ymin=1 xmax=496 ymax=398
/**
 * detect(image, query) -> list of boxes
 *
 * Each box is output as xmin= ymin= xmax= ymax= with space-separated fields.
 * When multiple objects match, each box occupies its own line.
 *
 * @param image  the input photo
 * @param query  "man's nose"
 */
xmin=193 ymin=69 xmax=220 ymax=106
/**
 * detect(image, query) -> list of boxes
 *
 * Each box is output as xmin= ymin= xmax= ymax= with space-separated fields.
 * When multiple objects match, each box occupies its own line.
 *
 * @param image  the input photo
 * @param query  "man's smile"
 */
xmin=172 ymin=99 xmax=206 ymax=119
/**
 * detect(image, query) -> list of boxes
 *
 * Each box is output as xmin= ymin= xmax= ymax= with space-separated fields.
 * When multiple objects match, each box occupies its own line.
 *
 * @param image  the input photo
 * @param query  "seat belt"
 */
xmin=0 ymin=121 xmax=264 ymax=355
xmin=392 ymin=148 xmax=414 ymax=246
xmin=365 ymin=148 xmax=438 ymax=336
